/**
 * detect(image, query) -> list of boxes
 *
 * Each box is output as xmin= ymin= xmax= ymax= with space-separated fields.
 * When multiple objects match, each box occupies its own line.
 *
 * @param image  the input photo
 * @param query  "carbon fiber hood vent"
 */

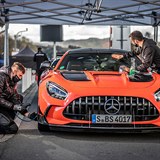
xmin=61 ymin=71 xmax=90 ymax=81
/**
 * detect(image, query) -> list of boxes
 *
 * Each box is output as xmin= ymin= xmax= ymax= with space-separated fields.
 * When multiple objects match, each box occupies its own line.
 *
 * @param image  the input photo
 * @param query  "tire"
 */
xmin=38 ymin=123 xmax=50 ymax=132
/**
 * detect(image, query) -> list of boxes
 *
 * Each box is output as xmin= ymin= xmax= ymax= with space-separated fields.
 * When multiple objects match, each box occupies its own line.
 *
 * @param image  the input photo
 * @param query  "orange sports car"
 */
xmin=38 ymin=48 xmax=160 ymax=132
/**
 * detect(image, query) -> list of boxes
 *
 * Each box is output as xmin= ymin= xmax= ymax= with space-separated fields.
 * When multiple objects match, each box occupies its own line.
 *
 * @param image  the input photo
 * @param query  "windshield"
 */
xmin=58 ymin=52 xmax=139 ymax=71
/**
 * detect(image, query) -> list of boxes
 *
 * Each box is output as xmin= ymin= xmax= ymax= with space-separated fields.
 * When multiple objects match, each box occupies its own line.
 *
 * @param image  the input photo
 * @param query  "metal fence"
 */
xmin=21 ymin=68 xmax=36 ymax=93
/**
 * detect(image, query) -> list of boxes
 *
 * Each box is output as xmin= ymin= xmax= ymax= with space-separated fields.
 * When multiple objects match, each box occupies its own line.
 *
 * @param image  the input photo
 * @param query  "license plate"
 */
xmin=92 ymin=114 xmax=132 ymax=124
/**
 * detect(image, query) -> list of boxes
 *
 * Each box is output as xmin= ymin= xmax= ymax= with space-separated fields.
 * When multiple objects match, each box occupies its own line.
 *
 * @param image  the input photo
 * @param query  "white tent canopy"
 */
xmin=0 ymin=0 xmax=160 ymax=26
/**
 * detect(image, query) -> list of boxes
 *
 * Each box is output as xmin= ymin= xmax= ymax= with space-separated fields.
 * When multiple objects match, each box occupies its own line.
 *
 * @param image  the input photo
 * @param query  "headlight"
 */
xmin=154 ymin=89 xmax=160 ymax=101
xmin=46 ymin=82 xmax=68 ymax=100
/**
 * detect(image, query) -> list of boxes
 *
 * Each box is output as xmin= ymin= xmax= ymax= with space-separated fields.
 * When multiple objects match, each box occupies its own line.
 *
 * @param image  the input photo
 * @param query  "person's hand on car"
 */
xmin=119 ymin=65 xmax=130 ymax=72
xmin=112 ymin=54 xmax=124 ymax=60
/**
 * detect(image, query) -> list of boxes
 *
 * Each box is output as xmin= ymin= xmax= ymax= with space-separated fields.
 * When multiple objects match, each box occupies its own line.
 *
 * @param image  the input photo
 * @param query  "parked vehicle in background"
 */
xmin=39 ymin=58 xmax=60 ymax=81
xmin=0 ymin=54 xmax=4 ymax=67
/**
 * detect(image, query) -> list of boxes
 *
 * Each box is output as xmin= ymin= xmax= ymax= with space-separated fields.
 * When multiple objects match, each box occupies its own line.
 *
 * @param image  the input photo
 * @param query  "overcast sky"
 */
xmin=7 ymin=24 xmax=156 ymax=43
xmin=8 ymin=24 xmax=111 ymax=42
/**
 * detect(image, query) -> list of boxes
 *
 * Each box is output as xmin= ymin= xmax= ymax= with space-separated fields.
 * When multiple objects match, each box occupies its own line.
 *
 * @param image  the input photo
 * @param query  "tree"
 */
xmin=0 ymin=34 xmax=36 ymax=56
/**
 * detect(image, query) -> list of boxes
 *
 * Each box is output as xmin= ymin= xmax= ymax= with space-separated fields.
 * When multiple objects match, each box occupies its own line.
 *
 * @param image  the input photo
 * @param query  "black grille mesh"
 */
xmin=63 ymin=96 xmax=159 ymax=121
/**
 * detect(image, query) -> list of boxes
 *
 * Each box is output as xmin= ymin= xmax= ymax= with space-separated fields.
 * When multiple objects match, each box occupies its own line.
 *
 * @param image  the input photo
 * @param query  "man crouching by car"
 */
xmin=0 ymin=62 xmax=37 ymax=134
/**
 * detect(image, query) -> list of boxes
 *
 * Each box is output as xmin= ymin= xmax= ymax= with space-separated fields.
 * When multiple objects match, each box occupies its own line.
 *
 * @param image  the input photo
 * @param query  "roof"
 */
xmin=68 ymin=48 xmax=129 ymax=54
xmin=10 ymin=45 xmax=36 ymax=69
xmin=0 ymin=0 xmax=160 ymax=25
xmin=13 ymin=45 xmax=35 ymax=57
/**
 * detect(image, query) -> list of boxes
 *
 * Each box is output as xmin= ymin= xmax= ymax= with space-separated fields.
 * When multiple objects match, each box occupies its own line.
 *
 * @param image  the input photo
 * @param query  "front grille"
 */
xmin=63 ymin=96 xmax=159 ymax=121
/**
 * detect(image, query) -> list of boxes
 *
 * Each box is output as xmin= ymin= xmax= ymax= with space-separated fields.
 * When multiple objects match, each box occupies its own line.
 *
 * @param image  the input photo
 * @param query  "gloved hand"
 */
xmin=28 ymin=112 xmax=38 ymax=121
xmin=13 ymin=103 xmax=31 ymax=114
xmin=13 ymin=104 xmax=27 ymax=111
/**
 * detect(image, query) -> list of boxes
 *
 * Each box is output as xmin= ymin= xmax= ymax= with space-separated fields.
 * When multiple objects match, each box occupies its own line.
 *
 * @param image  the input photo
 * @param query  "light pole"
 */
xmin=14 ymin=28 xmax=28 ymax=51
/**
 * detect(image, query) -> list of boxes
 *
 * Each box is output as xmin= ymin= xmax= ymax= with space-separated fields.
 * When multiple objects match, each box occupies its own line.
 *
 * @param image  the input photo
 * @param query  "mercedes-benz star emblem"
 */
xmin=104 ymin=98 xmax=121 ymax=114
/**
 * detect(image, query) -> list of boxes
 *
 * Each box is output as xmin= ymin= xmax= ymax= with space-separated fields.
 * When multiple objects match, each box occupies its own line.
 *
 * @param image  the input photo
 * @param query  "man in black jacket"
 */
xmin=33 ymin=47 xmax=48 ymax=84
xmin=112 ymin=30 xmax=160 ymax=73
xmin=0 ymin=62 xmax=37 ymax=134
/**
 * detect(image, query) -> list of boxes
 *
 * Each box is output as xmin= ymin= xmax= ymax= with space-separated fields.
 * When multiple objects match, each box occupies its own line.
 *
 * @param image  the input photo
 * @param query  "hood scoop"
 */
xmin=61 ymin=71 xmax=90 ymax=81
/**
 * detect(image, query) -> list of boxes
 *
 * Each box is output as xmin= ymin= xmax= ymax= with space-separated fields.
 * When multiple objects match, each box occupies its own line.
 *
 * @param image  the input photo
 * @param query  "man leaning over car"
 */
xmin=112 ymin=30 xmax=160 ymax=73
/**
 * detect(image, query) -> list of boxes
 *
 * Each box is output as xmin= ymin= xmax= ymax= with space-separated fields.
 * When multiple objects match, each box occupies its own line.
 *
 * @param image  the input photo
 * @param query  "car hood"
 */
xmin=50 ymin=71 xmax=157 ymax=89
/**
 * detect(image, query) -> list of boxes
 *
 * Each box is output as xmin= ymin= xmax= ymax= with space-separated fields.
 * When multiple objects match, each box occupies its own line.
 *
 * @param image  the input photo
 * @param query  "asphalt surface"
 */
xmin=0 ymin=88 xmax=160 ymax=160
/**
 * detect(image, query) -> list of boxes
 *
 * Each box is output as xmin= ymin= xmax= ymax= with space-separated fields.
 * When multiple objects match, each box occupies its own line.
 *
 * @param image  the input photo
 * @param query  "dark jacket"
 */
xmin=0 ymin=66 xmax=21 ymax=110
xmin=136 ymin=38 xmax=160 ymax=71
xmin=33 ymin=51 xmax=48 ymax=72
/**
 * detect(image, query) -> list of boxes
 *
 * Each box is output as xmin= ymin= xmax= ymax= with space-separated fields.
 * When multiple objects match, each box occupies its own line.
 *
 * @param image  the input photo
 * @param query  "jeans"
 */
xmin=0 ymin=95 xmax=23 ymax=134
xmin=0 ymin=107 xmax=18 ymax=134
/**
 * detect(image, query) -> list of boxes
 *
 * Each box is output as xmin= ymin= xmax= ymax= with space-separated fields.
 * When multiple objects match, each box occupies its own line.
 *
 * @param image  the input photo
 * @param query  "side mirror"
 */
xmin=40 ymin=61 xmax=51 ymax=70
xmin=50 ymin=59 xmax=60 ymax=70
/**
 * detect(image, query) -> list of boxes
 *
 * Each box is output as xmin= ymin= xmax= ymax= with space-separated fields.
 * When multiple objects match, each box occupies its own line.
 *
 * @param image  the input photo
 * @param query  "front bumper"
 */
xmin=47 ymin=123 xmax=160 ymax=133
xmin=38 ymin=114 xmax=160 ymax=133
